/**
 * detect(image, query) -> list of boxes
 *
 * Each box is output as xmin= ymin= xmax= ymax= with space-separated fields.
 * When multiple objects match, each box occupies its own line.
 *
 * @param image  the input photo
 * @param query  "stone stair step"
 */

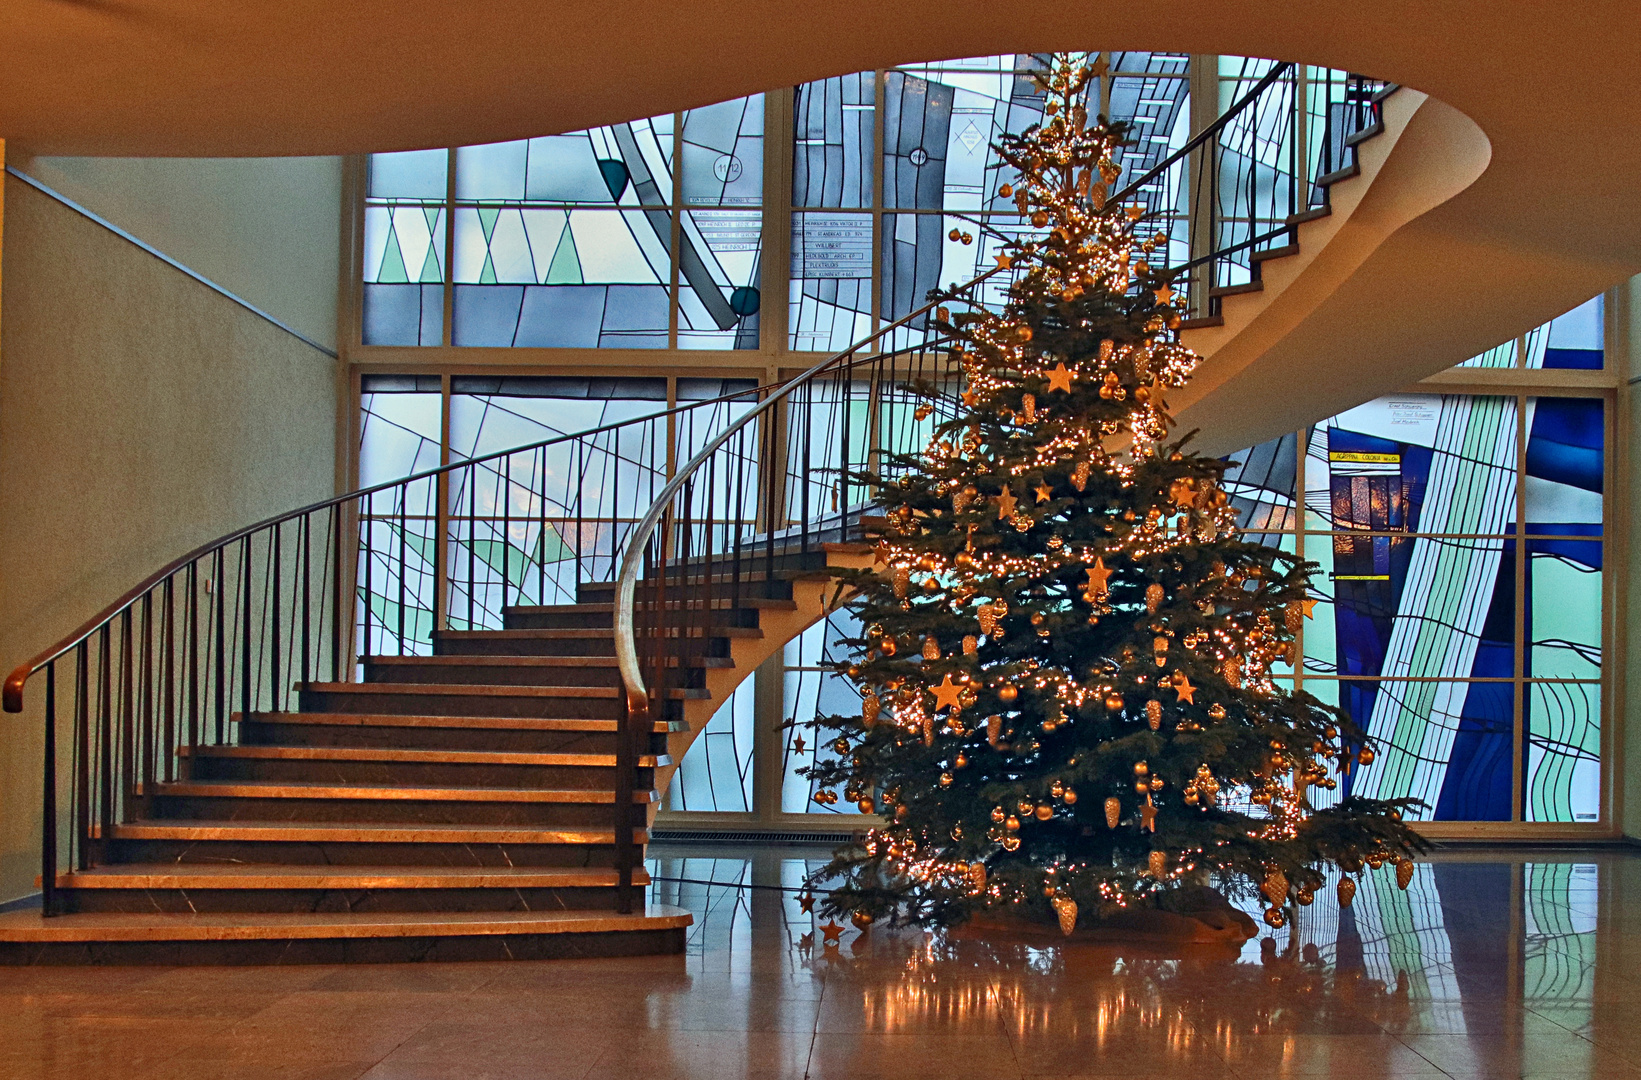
xmin=0 ymin=906 xmax=691 ymax=942
xmin=94 ymin=821 xmax=647 ymax=844
xmin=141 ymin=780 xmax=659 ymax=804
xmin=58 ymin=863 xmax=651 ymax=890
xmin=182 ymin=744 xmax=669 ymax=768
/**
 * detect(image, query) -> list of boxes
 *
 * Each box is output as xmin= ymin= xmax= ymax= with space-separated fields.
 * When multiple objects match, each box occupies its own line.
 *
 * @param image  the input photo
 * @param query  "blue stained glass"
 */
xmin=1222 ymin=433 xmax=1298 ymax=530
xmin=681 ymin=95 xmax=763 ymax=208
xmin=369 ymin=149 xmax=447 ymax=200
xmin=667 ymin=683 xmax=756 ymax=813
xmin=1525 ymin=398 xmax=1603 ymax=533
xmin=1538 ymin=294 xmax=1604 ymax=370
xmin=793 ymin=73 xmax=876 ymax=209
xmin=1434 ymin=680 xmax=1514 ymax=821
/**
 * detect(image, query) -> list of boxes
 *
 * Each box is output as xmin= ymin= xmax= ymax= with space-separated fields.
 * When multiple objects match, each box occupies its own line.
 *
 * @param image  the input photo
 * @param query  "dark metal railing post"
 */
xmin=240 ymin=539 xmax=253 ymax=718
xmin=74 ymin=642 xmax=89 ymax=870
xmin=614 ymin=690 xmax=638 ymax=915
xmin=41 ymin=663 xmax=57 ymax=916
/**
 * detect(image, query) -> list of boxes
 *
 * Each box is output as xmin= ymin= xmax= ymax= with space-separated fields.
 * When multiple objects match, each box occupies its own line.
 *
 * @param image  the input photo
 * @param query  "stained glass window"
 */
xmin=665 ymin=682 xmax=756 ymax=813
xmin=1223 ymin=303 xmax=1606 ymax=824
xmin=782 ymin=612 xmax=865 ymax=815
xmin=368 ymin=103 xmax=763 ymax=351
xmin=364 ymin=151 xmax=447 ymax=345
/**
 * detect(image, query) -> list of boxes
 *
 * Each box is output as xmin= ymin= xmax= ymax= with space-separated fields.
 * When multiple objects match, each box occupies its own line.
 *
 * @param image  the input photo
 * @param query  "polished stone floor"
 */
xmin=2 ymin=844 xmax=1640 ymax=1079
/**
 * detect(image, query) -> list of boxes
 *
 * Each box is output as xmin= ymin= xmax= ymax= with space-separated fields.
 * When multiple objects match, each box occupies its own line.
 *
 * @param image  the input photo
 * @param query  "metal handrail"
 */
xmin=2 ymin=380 xmax=771 ymax=713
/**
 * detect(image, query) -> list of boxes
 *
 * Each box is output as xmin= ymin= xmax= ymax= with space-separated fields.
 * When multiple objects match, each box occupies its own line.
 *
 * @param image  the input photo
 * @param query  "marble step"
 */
xmin=142 ymin=779 xmax=658 ymax=827
xmin=433 ymin=625 xmax=762 ymax=658
xmin=360 ymin=653 xmax=732 ymax=689
xmin=59 ymin=863 xmax=651 ymax=890
xmin=0 ymin=906 xmax=692 ymax=964
xmin=53 ymin=863 xmax=655 ymax=915
xmin=237 ymin=711 xmax=682 ymax=755
xmin=94 ymin=819 xmax=648 ymax=869
xmin=297 ymin=681 xmax=713 ymax=720
xmin=181 ymin=743 xmax=668 ymax=788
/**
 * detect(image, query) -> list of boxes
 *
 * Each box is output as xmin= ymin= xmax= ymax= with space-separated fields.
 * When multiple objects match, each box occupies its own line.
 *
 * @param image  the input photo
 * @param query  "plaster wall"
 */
xmin=0 ymin=174 xmax=340 ymax=903
xmin=9 ymin=153 xmax=342 ymax=351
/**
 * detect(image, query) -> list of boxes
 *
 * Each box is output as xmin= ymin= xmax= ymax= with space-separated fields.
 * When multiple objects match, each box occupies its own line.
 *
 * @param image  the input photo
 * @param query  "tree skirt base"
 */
xmin=954 ymin=888 xmax=1258 ymax=947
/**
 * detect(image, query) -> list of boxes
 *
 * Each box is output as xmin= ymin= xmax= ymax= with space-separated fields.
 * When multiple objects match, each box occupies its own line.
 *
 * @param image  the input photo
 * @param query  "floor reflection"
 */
xmin=644 ymin=845 xmax=1641 ymax=1078
xmin=0 ymin=846 xmax=1634 ymax=1079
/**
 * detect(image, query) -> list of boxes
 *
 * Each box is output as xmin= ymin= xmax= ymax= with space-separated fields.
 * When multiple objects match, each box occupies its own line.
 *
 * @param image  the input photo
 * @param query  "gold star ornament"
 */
xmin=1302 ymin=597 xmax=1319 ymax=618
xmin=1173 ymin=673 xmax=1196 ymax=705
xmin=930 ymin=674 xmax=965 ymax=713
xmin=1084 ymin=558 xmax=1112 ymax=595
xmin=1153 ymin=282 xmax=1175 ymax=305
xmin=995 ymin=487 xmax=1019 ymax=519
xmin=1034 ymin=483 xmax=1053 ymax=504
xmin=1045 ymin=362 xmax=1075 ymax=394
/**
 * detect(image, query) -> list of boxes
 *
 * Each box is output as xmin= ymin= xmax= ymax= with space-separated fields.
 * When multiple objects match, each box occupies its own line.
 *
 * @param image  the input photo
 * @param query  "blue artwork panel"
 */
xmin=792 ymin=73 xmax=875 ymax=209
xmin=1525 ymin=396 xmax=1603 ymax=531
xmin=1533 ymin=294 xmax=1604 ymax=370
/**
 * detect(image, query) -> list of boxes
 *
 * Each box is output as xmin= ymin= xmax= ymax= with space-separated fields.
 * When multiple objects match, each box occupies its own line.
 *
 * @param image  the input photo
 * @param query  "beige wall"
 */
xmin=8 ymin=153 xmax=342 ymax=351
xmin=0 ymin=174 xmax=341 ymax=903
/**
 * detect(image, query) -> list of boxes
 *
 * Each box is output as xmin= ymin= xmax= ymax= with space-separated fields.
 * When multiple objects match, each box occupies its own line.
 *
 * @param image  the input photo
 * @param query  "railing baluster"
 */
xmin=301 ymin=513 xmax=312 ymax=688
xmin=120 ymin=609 xmax=134 ymax=821
xmin=142 ymin=594 xmax=155 ymax=798
xmin=241 ymin=539 xmax=252 ymax=719
xmin=163 ymin=576 xmax=176 ymax=784
xmin=188 ymin=561 xmax=200 ymax=749
xmin=97 ymin=626 xmax=112 ymax=845
xmin=271 ymin=522 xmax=282 ymax=711
xmin=42 ymin=663 xmax=57 ymax=915
xmin=331 ymin=504 xmax=343 ymax=682
xmin=502 ymin=456 xmax=512 ymax=615
xmin=75 ymin=641 xmax=89 ymax=870
xmin=214 ymin=548 xmax=227 ymax=737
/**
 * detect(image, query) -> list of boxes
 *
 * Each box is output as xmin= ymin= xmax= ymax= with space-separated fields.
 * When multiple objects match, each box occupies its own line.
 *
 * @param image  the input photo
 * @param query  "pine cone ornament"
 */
xmin=1146 ymin=583 xmax=1164 ymax=613
xmin=1146 ymin=699 xmax=1162 ymax=730
xmin=1051 ymin=896 xmax=1078 ymax=936
xmin=987 ymin=714 xmax=1002 ymax=747
xmin=1337 ymin=877 xmax=1357 ymax=907
xmin=1262 ymin=869 xmax=1289 ymax=907
xmin=893 ymin=567 xmax=910 ymax=599
xmin=978 ymin=604 xmax=997 ymax=636
xmin=1148 ymin=850 xmax=1167 ymax=878
xmin=1397 ymin=858 xmax=1415 ymax=891
xmin=923 ymin=636 xmax=941 ymax=660
xmin=1105 ymin=797 xmax=1121 ymax=829
xmin=1285 ymin=601 xmax=1303 ymax=632
xmin=968 ymin=862 xmax=987 ymax=893
xmin=862 ymin=691 xmax=880 ymax=728
xmin=963 ymin=634 xmax=978 ymax=655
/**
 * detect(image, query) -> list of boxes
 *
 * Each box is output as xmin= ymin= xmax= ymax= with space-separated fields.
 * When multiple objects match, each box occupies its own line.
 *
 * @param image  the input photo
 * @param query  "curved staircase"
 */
xmin=0 ymin=62 xmax=1434 ymax=963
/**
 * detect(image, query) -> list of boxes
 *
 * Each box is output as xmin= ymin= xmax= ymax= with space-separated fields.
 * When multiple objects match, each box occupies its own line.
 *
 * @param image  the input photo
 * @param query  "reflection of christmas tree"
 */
xmin=803 ymin=54 xmax=1425 ymax=934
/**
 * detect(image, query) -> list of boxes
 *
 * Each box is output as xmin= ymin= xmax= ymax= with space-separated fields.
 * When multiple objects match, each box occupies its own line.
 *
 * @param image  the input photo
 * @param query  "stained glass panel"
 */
xmin=782 ymin=612 xmax=865 ymax=815
xmin=364 ymin=151 xmax=447 ymax=345
xmin=1525 ymin=396 xmax=1603 ymax=531
xmin=1526 ymin=682 xmax=1601 ymax=823
xmin=666 ymin=681 xmax=756 ymax=813
xmin=789 ymin=211 xmax=874 ymax=353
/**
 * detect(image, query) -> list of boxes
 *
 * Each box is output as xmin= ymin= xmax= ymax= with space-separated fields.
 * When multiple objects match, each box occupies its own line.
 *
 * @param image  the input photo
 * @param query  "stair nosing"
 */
xmin=139 ymin=780 xmax=660 ymax=803
xmin=301 ymin=682 xmax=620 ymax=698
xmin=96 ymin=821 xmax=649 ymax=844
xmin=58 ymin=864 xmax=653 ymax=889
xmin=181 ymin=745 xmax=671 ymax=767
xmin=237 ymin=712 xmax=684 ymax=733
xmin=0 ymin=906 xmax=692 ymax=943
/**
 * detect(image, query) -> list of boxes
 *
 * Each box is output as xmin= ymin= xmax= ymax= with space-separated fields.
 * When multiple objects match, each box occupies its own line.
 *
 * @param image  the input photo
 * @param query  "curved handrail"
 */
xmin=2 ymin=379 xmax=771 ymax=712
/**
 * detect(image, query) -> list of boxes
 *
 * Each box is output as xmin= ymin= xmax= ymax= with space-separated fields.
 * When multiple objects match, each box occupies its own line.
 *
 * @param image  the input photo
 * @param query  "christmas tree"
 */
xmin=803 ymin=54 xmax=1427 ymax=936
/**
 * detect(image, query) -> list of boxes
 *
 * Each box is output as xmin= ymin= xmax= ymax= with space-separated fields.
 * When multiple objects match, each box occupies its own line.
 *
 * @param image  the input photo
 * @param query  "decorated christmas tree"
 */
xmin=803 ymin=54 xmax=1426 ymax=936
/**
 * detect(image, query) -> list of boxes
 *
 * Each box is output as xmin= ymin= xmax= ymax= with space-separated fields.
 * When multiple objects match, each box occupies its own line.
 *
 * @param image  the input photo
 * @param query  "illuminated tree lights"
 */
xmin=802 ymin=53 xmax=1425 ymax=936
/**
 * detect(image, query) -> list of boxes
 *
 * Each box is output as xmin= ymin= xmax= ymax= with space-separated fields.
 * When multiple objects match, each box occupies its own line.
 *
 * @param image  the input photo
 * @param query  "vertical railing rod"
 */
xmin=74 ymin=641 xmax=89 ymax=870
xmin=163 ymin=576 xmax=176 ymax=784
xmin=41 ymin=663 xmax=57 ymax=915
xmin=271 ymin=522 xmax=283 ymax=710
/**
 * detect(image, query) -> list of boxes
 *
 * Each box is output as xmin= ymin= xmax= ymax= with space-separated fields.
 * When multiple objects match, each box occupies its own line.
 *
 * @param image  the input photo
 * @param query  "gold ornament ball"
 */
xmin=1358 ymin=746 xmax=1376 ymax=766
xmin=857 ymin=798 xmax=875 ymax=813
xmin=1062 ymin=789 xmax=1078 ymax=805
xmin=851 ymin=910 xmax=874 ymax=931
xmin=1034 ymin=804 xmax=1054 ymax=821
xmin=1005 ymin=815 xmax=1021 ymax=832
xmin=1337 ymin=877 xmax=1357 ymax=907
xmin=939 ymin=772 xmax=953 ymax=788
xmin=1104 ymin=693 xmax=1124 ymax=711
xmin=999 ymin=685 xmax=1019 ymax=703
xmin=955 ymin=753 xmax=969 ymax=768
xmin=1208 ymin=703 xmax=1227 ymax=721
xmin=1263 ymin=907 xmax=1286 ymax=929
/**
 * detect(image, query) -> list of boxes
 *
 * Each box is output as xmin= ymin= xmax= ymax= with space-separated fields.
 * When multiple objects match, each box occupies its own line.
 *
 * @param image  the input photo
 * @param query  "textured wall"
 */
xmin=9 ymin=154 xmax=342 ymax=350
xmin=0 ymin=174 xmax=340 ymax=903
